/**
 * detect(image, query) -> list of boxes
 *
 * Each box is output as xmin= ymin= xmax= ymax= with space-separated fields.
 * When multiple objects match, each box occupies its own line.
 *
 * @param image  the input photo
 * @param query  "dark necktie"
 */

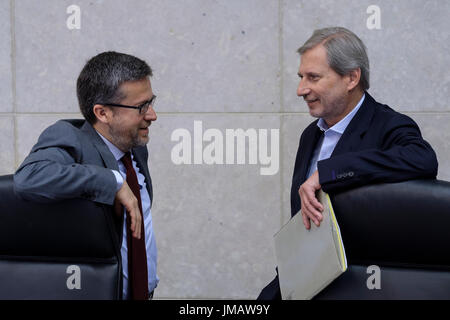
xmin=121 ymin=152 xmax=149 ymax=300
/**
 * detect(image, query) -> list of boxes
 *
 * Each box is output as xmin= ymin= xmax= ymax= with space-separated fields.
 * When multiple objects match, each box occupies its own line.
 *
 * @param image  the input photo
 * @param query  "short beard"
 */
xmin=108 ymin=125 xmax=143 ymax=152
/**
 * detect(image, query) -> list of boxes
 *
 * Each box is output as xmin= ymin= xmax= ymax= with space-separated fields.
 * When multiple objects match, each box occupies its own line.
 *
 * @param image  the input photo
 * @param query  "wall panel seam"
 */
xmin=279 ymin=0 xmax=285 ymax=228
xmin=10 ymin=0 xmax=17 ymax=169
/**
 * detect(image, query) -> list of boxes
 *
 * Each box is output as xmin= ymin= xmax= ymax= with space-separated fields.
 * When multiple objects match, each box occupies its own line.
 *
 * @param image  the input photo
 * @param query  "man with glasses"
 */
xmin=14 ymin=51 xmax=158 ymax=300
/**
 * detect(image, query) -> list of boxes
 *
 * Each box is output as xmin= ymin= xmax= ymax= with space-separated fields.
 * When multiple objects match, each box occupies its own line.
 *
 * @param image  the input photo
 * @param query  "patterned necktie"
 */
xmin=121 ymin=152 xmax=149 ymax=300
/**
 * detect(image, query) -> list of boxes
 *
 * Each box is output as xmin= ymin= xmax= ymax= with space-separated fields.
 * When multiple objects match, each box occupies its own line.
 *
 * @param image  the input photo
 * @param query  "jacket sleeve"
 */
xmin=317 ymin=114 xmax=438 ymax=193
xmin=13 ymin=121 xmax=117 ymax=205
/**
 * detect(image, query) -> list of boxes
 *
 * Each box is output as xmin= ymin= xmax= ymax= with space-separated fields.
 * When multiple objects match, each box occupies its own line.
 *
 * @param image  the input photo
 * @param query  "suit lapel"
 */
xmin=132 ymin=147 xmax=153 ymax=205
xmin=290 ymin=122 xmax=323 ymax=217
xmin=332 ymin=92 xmax=376 ymax=156
xmin=80 ymin=121 xmax=153 ymax=205
xmin=298 ymin=124 xmax=323 ymax=183
xmin=80 ymin=122 xmax=120 ymax=171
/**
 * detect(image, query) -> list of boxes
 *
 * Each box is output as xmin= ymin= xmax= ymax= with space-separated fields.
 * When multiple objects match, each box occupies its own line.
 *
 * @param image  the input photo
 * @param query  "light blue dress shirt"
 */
xmin=97 ymin=132 xmax=159 ymax=299
xmin=307 ymin=94 xmax=366 ymax=179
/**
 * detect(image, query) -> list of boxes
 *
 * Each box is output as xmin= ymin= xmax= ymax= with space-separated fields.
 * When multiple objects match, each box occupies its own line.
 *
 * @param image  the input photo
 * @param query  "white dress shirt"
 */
xmin=97 ymin=132 xmax=159 ymax=299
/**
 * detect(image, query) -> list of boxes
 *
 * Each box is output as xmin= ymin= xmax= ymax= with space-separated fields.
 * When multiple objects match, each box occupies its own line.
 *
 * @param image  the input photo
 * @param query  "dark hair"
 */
xmin=76 ymin=51 xmax=153 ymax=124
xmin=298 ymin=27 xmax=370 ymax=91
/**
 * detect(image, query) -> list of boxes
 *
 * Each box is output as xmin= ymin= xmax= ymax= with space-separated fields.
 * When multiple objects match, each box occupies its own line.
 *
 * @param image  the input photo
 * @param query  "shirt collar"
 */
xmin=317 ymin=93 xmax=365 ymax=134
xmin=96 ymin=131 xmax=126 ymax=161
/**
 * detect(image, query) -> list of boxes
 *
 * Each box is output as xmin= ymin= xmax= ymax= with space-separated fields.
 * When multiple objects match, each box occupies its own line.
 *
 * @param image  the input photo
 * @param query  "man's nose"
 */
xmin=297 ymin=80 xmax=310 ymax=97
xmin=144 ymin=106 xmax=157 ymax=121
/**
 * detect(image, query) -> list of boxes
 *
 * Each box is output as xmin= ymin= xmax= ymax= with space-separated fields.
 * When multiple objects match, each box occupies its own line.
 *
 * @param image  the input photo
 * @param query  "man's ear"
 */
xmin=347 ymin=68 xmax=361 ymax=91
xmin=92 ymin=104 xmax=111 ymax=124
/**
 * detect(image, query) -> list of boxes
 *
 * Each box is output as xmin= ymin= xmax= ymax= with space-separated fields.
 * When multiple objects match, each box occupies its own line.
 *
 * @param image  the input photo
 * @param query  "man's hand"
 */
xmin=298 ymin=170 xmax=324 ymax=230
xmin=115 ymin=180 xmax=142 ymax=239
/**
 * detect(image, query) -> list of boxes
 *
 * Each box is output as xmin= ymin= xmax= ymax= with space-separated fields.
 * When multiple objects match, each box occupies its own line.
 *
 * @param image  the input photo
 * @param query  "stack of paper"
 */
xmin=274 ymin=190 xmax=347 ymax=299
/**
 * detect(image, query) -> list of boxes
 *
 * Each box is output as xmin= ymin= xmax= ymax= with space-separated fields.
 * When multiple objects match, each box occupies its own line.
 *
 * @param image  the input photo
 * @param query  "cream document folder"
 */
xmin=274 ymin=190 xmax=347 ymax=299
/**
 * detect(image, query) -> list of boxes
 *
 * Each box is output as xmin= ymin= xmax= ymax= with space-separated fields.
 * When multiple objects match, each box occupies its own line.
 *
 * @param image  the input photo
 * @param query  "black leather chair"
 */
xmin=316 ymin=179 xmax=450 ymax=299
xmin=3 ymin=172 xmax=450 ymax=299
xmin=0 ymin=174 xmax=122 ymax=299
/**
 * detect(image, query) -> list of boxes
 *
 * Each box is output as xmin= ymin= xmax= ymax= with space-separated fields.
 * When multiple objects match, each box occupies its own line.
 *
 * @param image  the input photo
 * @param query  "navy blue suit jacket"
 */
xmin=290 ymin=92 xmax=438 ymax=217
xmin=258 ymin=92 xmax=438 ymax=300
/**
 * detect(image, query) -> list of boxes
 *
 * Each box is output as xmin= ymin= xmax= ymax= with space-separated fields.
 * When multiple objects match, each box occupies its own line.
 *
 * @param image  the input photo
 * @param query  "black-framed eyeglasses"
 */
xmin=98 ymin=95 xmax=156 ymax=114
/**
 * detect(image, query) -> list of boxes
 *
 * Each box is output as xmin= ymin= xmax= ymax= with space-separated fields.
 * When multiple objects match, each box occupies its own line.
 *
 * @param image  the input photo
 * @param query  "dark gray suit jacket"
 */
xmin=14 ymin=119 xmax=154 ymax=248
xmin=14 ymin=119 xmax=155 ymax=300
xmin=14 ymin=119 xmax=153 ymax=206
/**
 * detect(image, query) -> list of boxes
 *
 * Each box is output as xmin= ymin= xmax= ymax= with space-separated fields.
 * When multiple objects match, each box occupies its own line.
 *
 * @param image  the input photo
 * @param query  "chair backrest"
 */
xmin=315 ymin=179 xmax=450 ymax=299
xmin=0 ymin=174 xmax=122 ymax=299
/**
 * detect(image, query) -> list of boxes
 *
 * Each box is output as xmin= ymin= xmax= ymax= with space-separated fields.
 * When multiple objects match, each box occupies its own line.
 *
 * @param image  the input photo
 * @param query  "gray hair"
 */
xmin=297 ymin=27 xmax=370 ymax=91
xmin=77 ymin=51 xmax=153 ymax=124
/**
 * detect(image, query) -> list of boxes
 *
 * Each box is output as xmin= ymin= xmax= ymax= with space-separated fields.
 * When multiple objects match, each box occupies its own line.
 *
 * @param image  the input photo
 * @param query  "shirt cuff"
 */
xmin=111 ymin=170 xmax=124 ymax=192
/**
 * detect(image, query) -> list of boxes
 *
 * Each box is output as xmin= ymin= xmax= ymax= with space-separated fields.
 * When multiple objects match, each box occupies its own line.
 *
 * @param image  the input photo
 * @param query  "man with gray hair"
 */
xmin=14 ymin=51 xmax=158 ymax=300
xmin=259 ymin=27 xmax=438 ymax=299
